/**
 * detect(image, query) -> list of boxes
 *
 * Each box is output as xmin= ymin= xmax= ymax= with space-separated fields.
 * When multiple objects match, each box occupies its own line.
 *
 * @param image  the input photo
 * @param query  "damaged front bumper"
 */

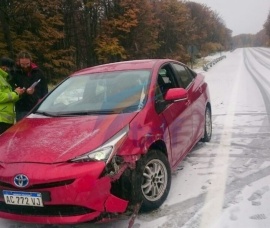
xmin=0 ymin=161 xmax=130 ymax=224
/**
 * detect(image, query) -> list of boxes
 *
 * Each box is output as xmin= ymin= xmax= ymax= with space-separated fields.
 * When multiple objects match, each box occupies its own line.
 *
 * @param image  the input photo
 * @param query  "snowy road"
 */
xmin=1 ymin=47 xmax=270 ymax=228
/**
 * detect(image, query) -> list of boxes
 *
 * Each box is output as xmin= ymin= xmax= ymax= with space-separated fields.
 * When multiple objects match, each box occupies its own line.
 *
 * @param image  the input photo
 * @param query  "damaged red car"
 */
xmin=0 ymin=59 xmax=212 ymax=224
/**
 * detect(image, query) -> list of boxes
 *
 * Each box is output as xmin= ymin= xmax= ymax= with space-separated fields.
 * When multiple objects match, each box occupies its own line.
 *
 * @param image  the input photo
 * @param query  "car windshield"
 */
xmin=36 ymin=70 xmax=150 ymax=116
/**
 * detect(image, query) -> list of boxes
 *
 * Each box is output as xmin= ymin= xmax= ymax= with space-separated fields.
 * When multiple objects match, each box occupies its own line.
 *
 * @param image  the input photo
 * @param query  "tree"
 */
xmin=122 ymin=0 xmax=160 ymax=59
xmin=0 ymin=0 xmax=14 ymax=57
xmin=95 ymin=0 xmax=140 ymax=62
xmin=0 ymin=0 xmax=234 ymax=83
xmin=264 ymin=10 xmax=270 ymax=46
xmin=185 ymin=2 xmax=232 ymax=56
xmin=153 ymin=0 xmax=194 ymax=62
xmin=0 ymin=0 xmax=75 ymax=82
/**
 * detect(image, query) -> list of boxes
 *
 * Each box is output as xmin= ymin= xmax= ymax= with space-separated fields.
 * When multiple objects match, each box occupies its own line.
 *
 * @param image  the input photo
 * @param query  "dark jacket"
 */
xmin=10 ymin=63 xmax=48 ymax=112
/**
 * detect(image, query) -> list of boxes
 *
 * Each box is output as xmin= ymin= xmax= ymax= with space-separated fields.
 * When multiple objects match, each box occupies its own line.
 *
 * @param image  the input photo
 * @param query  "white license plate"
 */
xmin=3 ymin=190 xmax=44 ymax=207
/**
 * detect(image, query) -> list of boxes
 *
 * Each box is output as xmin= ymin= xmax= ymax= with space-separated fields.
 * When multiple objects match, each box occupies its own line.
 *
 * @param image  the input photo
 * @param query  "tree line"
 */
xmin=0 ymin=0 xmax=269 ymax=83
xmin=232 ymin=12 xmax=270 ymax=49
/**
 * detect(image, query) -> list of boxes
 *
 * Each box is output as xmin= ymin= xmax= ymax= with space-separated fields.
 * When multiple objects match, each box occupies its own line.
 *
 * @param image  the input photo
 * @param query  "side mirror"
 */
xmin=164 ymin=88 xmax=188 ymax=102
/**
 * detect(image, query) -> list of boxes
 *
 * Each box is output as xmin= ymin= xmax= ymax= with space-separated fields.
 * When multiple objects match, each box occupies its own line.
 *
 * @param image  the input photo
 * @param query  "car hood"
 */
xmin=0 ymin=113 xmax=137 ymax=163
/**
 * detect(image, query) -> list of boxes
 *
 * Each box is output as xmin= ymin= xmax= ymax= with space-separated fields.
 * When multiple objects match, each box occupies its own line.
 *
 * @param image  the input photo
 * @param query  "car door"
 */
xmin=155 ymin=63 xmax=193 ymax=167
xmin=171 ymin=62 xmax=204 ymax=144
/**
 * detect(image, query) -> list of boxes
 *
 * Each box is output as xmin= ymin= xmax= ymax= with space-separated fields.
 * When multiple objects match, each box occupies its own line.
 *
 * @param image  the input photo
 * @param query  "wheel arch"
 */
xmin=111 ymin=139 xmax=170 ymax=210
xmin=148 ymin=139 xmax=168 ymax=158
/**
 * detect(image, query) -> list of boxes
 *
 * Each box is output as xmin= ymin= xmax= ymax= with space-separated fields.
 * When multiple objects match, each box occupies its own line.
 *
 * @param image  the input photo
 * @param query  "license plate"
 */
xmin=3 ymin=190 xmax=44 ymax=207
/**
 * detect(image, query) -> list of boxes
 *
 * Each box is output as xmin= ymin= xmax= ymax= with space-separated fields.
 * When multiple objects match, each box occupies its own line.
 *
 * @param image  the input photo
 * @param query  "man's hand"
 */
xmin=26 ymin=87 xmax=35 ymax=95
xmin=15 ymin=87 xmax=26 ymax=96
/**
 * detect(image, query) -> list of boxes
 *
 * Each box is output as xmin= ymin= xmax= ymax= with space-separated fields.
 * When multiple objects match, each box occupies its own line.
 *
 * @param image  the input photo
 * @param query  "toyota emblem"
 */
xmin=14 ymin=174 xmax=29 ymax=188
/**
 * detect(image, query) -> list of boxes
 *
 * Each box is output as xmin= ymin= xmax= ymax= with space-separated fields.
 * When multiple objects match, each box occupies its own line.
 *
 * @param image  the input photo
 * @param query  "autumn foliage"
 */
xmin=0 ymin=0 xmax=268 ymax=83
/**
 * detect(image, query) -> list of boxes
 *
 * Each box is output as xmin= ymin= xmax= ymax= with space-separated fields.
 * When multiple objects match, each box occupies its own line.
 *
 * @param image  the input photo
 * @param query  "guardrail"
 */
xmin=203 ymin=55 xmax=226 ymax=71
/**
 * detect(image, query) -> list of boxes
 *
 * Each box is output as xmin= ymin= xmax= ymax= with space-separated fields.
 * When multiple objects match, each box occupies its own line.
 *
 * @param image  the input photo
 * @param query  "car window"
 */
xmin=154 ymin=64 xmax=178 ymax=113
xmin=172 ymin=63 xmax=194 ymax=88
xmin=156 ymin=64 xmax=177 ymax=97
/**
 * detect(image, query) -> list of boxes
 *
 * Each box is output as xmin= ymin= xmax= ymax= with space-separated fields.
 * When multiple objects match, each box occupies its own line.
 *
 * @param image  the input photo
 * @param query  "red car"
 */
xmin=0 ymin=59 xmax=211 ymax=224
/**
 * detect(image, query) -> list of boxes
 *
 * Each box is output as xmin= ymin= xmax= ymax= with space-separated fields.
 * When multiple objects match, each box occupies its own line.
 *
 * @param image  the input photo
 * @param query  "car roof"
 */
xmin=71 ymin=59 xmax=173 ymax=76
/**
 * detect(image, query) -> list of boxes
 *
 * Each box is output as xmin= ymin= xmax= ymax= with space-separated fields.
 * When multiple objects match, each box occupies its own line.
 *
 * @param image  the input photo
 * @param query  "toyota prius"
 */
xmin=0 ymin=59 xmax=212 ymax=224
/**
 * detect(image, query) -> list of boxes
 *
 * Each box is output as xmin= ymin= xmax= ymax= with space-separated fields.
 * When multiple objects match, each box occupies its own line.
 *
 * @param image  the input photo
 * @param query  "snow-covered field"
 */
xmin=1 ymin=47 xmax=270 ymax=228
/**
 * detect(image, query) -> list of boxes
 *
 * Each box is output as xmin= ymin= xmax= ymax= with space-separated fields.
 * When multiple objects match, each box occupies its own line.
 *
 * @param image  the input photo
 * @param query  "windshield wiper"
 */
xmin=34 ymin=111 xmax=58 ymax=117
xmin=53 ymin=110 xmax=118 ymax=116
xmin=35 ymin=109 xmax=123 ymax=117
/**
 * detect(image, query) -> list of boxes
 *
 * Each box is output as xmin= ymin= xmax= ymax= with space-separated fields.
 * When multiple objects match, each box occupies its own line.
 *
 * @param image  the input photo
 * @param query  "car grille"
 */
xmin=0 ymin=179 xmax=74 ymax=190
xmin=0 ymin=202 xmax=95 ymax=216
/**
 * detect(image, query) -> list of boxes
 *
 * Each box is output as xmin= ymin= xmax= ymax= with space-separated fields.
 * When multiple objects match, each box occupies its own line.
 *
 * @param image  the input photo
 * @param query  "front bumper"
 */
xmin=0 ymin=162 xmax=128 ymax=224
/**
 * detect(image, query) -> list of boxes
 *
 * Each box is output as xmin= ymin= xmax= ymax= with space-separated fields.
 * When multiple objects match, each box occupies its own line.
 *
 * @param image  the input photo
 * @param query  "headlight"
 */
xmin=71 ymin=125 xmax=129 ymax=163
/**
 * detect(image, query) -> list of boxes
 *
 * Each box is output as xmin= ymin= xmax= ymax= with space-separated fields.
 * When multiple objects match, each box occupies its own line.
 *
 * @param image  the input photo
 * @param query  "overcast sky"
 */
xmin=187 ymin=0 xmax=270 ymax=36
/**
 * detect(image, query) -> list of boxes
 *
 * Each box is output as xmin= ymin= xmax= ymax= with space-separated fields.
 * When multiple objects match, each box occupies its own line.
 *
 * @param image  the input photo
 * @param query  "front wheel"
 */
xmin=201 ymin=106 xmax=212 ymax=142
xmin=130 ymin=149 xmax=171 ymax=212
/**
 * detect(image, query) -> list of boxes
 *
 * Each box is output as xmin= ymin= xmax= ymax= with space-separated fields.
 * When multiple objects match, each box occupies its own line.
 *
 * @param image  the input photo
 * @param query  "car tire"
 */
xmin=130 ymin=149 xmax=171 ymax=212
xmin=201 ymin=106 xmax=212 ymax=142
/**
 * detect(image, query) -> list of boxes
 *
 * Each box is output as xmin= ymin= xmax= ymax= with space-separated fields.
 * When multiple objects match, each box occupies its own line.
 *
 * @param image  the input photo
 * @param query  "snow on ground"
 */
xmin=183 ymin=47 xmax=270 ymax=228
xmin=1 ymin=47 xmax=270 ymax=228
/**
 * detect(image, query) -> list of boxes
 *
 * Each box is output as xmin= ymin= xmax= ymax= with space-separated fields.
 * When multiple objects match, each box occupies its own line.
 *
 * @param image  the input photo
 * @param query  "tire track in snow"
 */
xmin=254 ymin=47 xmax=270 ymax=59
xmin=243 ymin=48 xmax=270 ymax=124
xmin=248 ymin=48 xmax=270 ymax=71
xmin=193 ymin=48 xmax=244 ymax=228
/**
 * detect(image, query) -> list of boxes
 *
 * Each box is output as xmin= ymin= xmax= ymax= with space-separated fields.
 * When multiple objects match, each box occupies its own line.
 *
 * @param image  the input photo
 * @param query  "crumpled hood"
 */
xmin=0 ymin=113 xmax=137 ymax=163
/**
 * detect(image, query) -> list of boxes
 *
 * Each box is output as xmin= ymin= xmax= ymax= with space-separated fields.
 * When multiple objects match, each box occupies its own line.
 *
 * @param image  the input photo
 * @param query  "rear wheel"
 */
xmin=130 ymin=149 xmax=171 ymax=212
xmin=201 ymin=106 xmax=212 ymax=142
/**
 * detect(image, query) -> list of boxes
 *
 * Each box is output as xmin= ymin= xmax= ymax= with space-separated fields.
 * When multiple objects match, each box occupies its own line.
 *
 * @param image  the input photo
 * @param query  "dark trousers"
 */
xmin=0 ymin=122 xmax=13 ymax=134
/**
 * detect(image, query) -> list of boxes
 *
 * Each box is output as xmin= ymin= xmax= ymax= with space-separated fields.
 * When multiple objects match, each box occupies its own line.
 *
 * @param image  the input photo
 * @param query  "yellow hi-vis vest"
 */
xmin=0 ymin=68 xmax=20 ymax=124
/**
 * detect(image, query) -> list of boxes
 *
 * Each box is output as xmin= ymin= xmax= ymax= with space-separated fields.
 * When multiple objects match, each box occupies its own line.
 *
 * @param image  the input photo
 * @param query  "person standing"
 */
xmin=11 ymin=51 xmax=48 ymax=121
xmin=0 ymin=57 xmax=25 ymax=134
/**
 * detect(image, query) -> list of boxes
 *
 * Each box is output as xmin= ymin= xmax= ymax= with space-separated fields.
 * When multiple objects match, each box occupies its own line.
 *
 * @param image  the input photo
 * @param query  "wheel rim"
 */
xmin=205 ymin=108 xmax=212 ymax=138
xmin=141 ymin=159 xmax=168 ymax=201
